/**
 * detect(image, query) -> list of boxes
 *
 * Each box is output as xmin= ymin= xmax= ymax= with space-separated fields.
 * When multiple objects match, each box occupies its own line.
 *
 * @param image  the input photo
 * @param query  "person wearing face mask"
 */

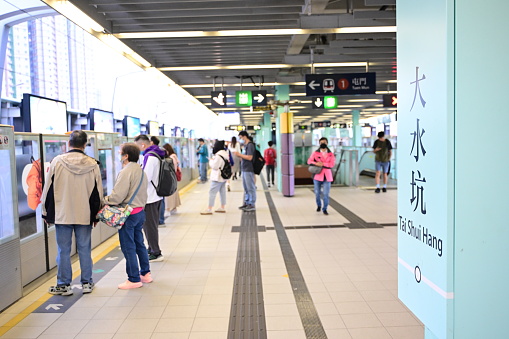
xmin=104 ymin=143 xmax=151 ymax=289
xmin=234 ymin=131 xmax=256 ymax=212
xmin=307 ymin=137 xmax=336 ymax=215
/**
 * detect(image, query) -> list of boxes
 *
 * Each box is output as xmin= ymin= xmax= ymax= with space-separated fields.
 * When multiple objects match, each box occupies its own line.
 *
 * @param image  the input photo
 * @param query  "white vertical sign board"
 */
xmin=397 ymin=0 xmax=454 ymax=338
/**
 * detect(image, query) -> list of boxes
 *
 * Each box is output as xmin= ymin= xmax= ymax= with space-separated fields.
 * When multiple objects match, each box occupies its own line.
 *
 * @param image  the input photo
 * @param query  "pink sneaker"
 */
xmin=118 ymin=280 xmax=143 ymax=289
xmin=140 ymin=272 xmax=153 ymax=283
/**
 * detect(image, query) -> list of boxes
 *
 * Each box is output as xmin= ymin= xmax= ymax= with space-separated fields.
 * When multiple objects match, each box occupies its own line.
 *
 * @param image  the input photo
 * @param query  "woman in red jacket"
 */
xmin=307 ymin=137 xmax=336 ymax=215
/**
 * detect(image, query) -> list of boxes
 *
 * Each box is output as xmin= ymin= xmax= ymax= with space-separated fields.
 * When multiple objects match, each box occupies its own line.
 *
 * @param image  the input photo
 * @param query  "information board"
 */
xmin=305 ymin=72 xmax=376 ymax=97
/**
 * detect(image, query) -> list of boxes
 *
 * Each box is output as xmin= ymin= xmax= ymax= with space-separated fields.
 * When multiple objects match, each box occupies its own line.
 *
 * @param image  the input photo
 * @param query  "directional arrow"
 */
xmin=314 ymin=98 xmax=323 ymax=107
xmin=45 ymin=304 xmax=63 ymax=311
xmin=255 ymin=93 xmax=265 ymax=103
xmin=308 ymin=80 xmax=320 ymax=90
xmin=213 ymin=92 xmax=225 ymax=106
xmin=105 ymin=256 xmax=119 ymax=261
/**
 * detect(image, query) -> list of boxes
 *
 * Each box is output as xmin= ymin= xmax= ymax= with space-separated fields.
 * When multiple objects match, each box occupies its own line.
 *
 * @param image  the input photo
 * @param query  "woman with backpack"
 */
xmin=162 ymin=143 xmax=181 ymax=215
xmin=201 ymin=140 xmax=229 ymax=215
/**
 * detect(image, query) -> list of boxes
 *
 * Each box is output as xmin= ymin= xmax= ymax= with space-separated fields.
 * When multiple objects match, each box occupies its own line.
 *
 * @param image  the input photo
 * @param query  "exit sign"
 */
xmin=236 ymin=91 xmax=252 ymax=107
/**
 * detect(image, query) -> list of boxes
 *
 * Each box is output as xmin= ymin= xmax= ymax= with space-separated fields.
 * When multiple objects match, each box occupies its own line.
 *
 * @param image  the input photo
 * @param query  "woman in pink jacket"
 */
xmin=307 ymin=137 xmax=336 ymax=215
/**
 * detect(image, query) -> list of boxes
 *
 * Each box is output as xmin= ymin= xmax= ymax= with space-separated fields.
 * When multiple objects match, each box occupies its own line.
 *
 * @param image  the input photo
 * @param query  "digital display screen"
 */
xmin=148 ymin=121 xmax=160 ymax=135
xmin=90 ymin=109 xmax=114 ymax=133
xmin=123 ymin=116 xmax=141 ymax=137
xmin=23 ymin=94 xmax=67 ymax=134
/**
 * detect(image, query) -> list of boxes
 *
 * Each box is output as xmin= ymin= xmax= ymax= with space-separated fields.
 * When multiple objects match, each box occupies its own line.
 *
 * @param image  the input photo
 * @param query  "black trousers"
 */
xmin=266 ymin=165 xmax=275 ymax=184
xmin=143 ymin=200 xmax=162 ymax=256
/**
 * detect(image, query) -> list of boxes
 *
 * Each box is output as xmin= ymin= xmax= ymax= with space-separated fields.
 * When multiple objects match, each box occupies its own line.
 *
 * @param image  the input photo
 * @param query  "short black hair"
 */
xmin=238 ymin=131 xmax=249 ymax=137
xmin=150 ymin=136 xmax=160 ymax=145
xmin=198 ymin=138 xmax=205 ymax=142
xmin=69 ymin=130 xmax=88 ymax=148
xmin=213 ymin=140 xmax=225 ymax=154
xmin=268 ymin=141 xmax=273 ymax=147
xmin=319 ymin=137 xmax=328 ymax=144
xmin=378 ymin=131 xmax=385 ymax=138
xmin=134 ymin=134 xmax=150 ymax=143
xmin=122 ymin=143 xmax=140 ymax=162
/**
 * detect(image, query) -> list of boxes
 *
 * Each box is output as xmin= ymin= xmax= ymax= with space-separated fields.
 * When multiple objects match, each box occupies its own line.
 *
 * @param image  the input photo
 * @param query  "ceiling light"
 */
xmin=43 ymin=0 xmax=104 ymax=33
xmin=115 ymin=27 xmax=396 ymax=39
xmin=158 ymin=62 xmax=366 ymax=72
xmin=182 ymin=82 xmax=305 ymax=88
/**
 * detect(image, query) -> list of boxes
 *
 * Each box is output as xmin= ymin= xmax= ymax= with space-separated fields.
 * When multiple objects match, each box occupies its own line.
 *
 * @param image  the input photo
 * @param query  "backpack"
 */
xmin=147 ymin=152 xmax=177 ymax=197
xmin=218 ymin=154 xmax=232 ymax=179
xmin=253 ymin=149 xmax=265 ymax=175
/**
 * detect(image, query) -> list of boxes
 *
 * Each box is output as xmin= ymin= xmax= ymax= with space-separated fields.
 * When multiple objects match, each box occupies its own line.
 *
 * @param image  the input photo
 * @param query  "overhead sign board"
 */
xmin=236 ymin=91 xmax=252 ymax=107
xmin=251 ymin=90 xmax=267 ymax=107
xmin=312 ymin=121 xmax=332 ymax=128
xmin=298 ymin=125 xmax=308 ymax=130
xmin=253 ymin=125 xmax=261 ymax=130
xmin=211 ymin=91 xmax=227 ymax=108
xmin=305 ymin=72 xmax=376 ymax=97
xmin=383 ymin=94 xmax=398 ymax=107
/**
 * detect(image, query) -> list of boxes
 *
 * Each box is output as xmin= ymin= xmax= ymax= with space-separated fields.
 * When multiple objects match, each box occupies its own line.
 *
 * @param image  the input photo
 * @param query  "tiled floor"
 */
xmin=0 ymin=176 xmax=423 ymax=339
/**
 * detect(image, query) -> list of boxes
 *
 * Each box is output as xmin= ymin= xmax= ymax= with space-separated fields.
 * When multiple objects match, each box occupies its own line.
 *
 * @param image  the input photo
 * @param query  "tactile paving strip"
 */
xmin=227 ymin=211 xmax=267 ymax=339
xmin=263 ymin=179 xmax=328 ymax=339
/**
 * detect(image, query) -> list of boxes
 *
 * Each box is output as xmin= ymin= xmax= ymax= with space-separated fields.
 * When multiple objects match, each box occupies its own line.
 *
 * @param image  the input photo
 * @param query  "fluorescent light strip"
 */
xmin=159 ymin=62 xmax=366 ymax=72
xmin=182 ymin=82 xmax=305 ymax=88
xmin=115 ymin=27 xmax=396 ymax=39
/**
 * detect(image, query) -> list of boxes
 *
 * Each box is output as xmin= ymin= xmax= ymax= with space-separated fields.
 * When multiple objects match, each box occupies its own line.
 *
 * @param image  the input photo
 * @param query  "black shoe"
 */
xmin=268 ymin=183 xmax=271 ymax=187
xmin=375 ymin=188 xmax=381 ymax=193
xmin=316 ymin=206 xmax=321 ymax=212
xmin=243 ymin=205 xmax=256 ymax=212
xmin=323 ymin=209 xmax=328 ymax=215
xmin=382 ymin=187 xmax=387 ymax=193
xmin=238 ymin=204 xmax=248 ymax=210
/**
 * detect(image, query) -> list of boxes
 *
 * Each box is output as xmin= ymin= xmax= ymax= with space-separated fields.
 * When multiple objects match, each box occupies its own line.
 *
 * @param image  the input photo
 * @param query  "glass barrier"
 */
xmin=98 ymin=149 xmax=113 ymax=196
xmin=333 ymin=149 xmax=359 ymax=186
xmin=14 ymin=134 xmax=44 ymax=240
xmin=0 ymin=128 xmax=17 ymax=243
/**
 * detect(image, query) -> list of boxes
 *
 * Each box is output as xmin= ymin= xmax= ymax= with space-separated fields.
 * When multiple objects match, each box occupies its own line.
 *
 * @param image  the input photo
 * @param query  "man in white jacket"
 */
xmin=134 ymin=135 xmax=165 ymax=262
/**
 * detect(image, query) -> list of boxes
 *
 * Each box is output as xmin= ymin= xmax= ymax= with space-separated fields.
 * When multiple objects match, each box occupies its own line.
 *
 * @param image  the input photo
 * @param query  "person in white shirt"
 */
xmin=201 ymin=140 xmax=229 ymax=215
xmin=134 ymin=135 xmax=165 ymax=262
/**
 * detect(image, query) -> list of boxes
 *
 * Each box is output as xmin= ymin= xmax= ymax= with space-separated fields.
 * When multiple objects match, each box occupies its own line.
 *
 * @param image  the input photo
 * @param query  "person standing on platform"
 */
xmin=134 ymin=134 xmax=165 ymax=262
xmin=229 ymin=136 xmax=241 ymax=180
xmin=234 ymin=131 xmax=256 ymax=212
xmin=308 ymin=137 xmax=335 ymax=215
xmin=104 ymin=143 xmax=152 ymax=289
xmin=264 ymin=141 xmax=276 ymax=187
xmin=197 ymin=138 xmax=209 ymax=183
xmin=372 ymin=131 xmax=393 ymax=193
xmin=42 ymin=130 xmax=103 ymax=296
xmin=201 ymin=140 xmax=229 ymax=215
xmin=162 ymin=143 xmax=181 ymax=215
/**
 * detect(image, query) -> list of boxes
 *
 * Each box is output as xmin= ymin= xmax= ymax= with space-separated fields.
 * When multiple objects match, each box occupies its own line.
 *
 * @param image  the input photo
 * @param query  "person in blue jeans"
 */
xmin=234 ymin=131 xmax=256 ymax=212
xmin=197 ymin=138 xmax=209 ymax=183
xmin=307 ymin=137 xmax=336 ymax=215
xmin=41 ymin=130 xmax=104 ymax=296
xmin=104 ymin=143 xmax=152 ymax=289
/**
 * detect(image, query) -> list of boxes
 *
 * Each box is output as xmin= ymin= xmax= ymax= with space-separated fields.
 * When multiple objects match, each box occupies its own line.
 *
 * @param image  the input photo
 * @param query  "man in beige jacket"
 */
xmin=41 ymin=130 xmax=103 ymax=296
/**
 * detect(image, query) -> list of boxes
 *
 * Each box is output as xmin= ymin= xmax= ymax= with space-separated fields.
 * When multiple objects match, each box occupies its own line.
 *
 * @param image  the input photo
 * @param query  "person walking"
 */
xmin=372 ymin=131 xmax=393 ymax=193
xmin=229 ymin=136 xmax=241 ymax=180
xmin=307 ymin=137 xmax=336 ymax=215
xmin=197 ymin=138 xmax=209 ymax=183
xmin=201 ymin=140 xmax=229 ymax=215
xmin=162 ymin=143 xmax=181 ymax=214
xmin=104 ymin=143 xmax=152 ymax=289
xmin=234 ymin=131 xmax=256 ymax=212
xmin=41 ymin=130 xmax=103 ymax=296
xmin=264 ymin=141 xmax=276 ymax=187
xmin=134 ymin=134 xmax=165 ymax=262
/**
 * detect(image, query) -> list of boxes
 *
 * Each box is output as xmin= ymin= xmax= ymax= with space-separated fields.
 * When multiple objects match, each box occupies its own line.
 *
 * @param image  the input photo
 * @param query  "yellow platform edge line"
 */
xmin=0 ymin=178 xmax=198 ymax=335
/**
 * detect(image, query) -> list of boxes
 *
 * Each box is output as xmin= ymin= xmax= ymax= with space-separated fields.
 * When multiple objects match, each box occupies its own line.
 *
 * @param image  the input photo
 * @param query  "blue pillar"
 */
xmin=351 ymin=110 xmax=361 ymax=147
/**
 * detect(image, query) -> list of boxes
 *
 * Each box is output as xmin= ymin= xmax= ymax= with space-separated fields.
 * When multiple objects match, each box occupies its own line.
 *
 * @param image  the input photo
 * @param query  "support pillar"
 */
xmin=397 ymin=1 xmax=509 ymax=338
xmin=275 ymin=85 xmax=293 ymax=196
xmin=351 ymin=110 xmax=361 ymax=147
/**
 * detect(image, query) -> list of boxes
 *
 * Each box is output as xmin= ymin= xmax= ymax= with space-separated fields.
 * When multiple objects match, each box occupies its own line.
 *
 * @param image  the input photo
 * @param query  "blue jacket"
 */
xmin=197 ymin=145 xmax=209 ymax=163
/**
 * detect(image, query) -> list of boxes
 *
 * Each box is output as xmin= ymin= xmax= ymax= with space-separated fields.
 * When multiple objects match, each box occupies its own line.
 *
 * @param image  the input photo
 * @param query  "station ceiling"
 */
xmin=70 ymin=0 xmax=397 ymax=126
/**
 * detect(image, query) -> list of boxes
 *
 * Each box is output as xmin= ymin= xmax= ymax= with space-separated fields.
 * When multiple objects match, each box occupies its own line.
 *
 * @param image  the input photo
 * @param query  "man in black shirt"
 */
xmin=372 ymin=131 xmax=393 ymax=193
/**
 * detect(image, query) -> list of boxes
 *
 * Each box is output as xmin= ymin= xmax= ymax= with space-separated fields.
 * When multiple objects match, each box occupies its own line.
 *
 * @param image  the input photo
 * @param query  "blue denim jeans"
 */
xmin=159 ymin=197 xmax=165 ymax=224
xmin=314 ymin=180 xmax=331 ymax=211
xmin=199 ymin=162 xmax=208 ymax=182
xmin=55 ymin=224 xmax=93 ymax=285
xmin=209 ymin=181 xmax=226 ymax=207
xmin=118 ymin=210 xmax=150 ymax=283
xmin=242 ymin=171 xmax=256 ymax=206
